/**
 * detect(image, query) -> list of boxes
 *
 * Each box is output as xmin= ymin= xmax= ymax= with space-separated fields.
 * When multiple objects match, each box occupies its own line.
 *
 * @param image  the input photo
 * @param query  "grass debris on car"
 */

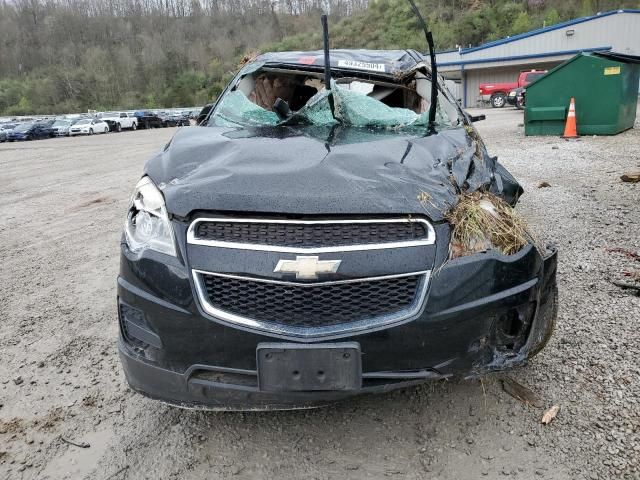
xmin=446 ymin=191 xmax=533 ymax=258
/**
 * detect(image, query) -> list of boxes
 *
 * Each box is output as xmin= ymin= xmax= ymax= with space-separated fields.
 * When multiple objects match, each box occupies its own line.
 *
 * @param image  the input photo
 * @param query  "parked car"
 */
xmin=117 ymin=49 xmax=558 ymax=411
xmin=479 ymin=70 xmax=547 ymax=108
xmin=172 ymin=113 xmax=190 ymax=126
xmin=102 ymin=119 xmax=117 ymax=132
xmin=69 ymin=118 xmax=109 ymax=136
xmin=0 ymin=123 xmax=18 ymax=142
xmin=133 ymin=111 xmax=163 ymax=129
xmin=51 ymin=119 xmax=74 ymax=136
xmin=508 ymin=87 xmax=527 ymax=109
xmin=158 ymin=112 xmax=190 ymax=127
xmin=100 ymin=112 xmax=138 ymax=132
xmin=1 ymin=122 xmax=19 ymax=131
xmin=7 ymin=122 xmax=54 ymax=141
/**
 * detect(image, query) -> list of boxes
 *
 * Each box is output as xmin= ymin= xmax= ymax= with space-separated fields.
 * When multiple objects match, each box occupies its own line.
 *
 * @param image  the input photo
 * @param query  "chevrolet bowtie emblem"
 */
xmin=274 ymin=256 xmax=342 ymax=280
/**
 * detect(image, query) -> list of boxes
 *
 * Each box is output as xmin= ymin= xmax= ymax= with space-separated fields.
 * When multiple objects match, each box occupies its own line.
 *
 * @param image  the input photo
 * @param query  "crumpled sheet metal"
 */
xmin=251 ymin=49 xmax=426 ymax=76
xmin=147 ymin=122 xmax=516 ymax=222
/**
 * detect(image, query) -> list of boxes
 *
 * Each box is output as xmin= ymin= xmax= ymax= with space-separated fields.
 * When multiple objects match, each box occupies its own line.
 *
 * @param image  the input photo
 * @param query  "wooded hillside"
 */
xmin=0 ymin=0 xmax=636 ymax=115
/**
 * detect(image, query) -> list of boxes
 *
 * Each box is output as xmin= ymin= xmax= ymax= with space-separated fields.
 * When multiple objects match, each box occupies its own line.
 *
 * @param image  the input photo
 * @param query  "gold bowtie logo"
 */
xmin=274 ymin=255 xmax=342 ymax=280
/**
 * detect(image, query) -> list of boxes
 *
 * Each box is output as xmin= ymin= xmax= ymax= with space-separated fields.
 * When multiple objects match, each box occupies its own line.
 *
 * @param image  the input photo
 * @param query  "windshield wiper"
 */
xmin=406 ymin=0 xmax=439 ymax=135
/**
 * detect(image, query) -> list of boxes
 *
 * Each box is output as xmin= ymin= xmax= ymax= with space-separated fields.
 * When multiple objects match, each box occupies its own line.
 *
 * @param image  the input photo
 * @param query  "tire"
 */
xmin=490 ymin=93 xmax=507 ymax=108
xmin=132 ymin=122 xmax=137 ymax=131
xmin=515 ymin=96 xmax=525 ymax=110
xmin=116 ymin=123 xmax=121 ymax=132
xmin=105 ymin=127 xmax=109 ymax=133
xmin=89 ymin=128 xmax=94 ymax=135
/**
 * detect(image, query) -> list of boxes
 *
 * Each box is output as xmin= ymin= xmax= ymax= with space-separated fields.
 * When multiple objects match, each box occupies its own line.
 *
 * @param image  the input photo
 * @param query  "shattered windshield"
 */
xmin=209 ymin=66 xmax=461 ymax=132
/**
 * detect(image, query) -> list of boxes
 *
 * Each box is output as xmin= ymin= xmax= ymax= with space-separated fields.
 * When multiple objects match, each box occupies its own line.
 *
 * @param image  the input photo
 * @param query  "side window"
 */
xmin=121 ymin=113 xmax=126 ymax=118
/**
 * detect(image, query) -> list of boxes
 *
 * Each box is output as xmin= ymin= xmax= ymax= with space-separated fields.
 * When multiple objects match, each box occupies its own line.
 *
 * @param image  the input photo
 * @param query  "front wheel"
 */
xmin=116 ymin=123 xmax=121 ymax=132
xmin=491 ymin=93 xmax=507 ymax=108
xmin=89 ymin=128 xmax=94 ymax=135
xmin=515 ymin=96 xmax=525 ymax=110
xmin=132 ymin=122 xmax=137 ymax=131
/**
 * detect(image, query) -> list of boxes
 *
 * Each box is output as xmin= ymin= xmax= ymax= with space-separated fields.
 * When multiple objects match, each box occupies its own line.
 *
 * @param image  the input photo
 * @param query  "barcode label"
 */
xmin=337 ymin=60 xmax=386 ymax=73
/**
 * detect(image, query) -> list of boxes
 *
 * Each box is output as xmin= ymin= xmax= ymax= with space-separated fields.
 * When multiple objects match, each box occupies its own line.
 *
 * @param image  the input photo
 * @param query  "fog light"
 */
xmin=118 ymin=302 xmax=162 ymax=350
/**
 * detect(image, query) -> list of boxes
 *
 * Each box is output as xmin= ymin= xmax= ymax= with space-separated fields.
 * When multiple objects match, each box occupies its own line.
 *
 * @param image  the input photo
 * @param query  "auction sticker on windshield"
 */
xmin=337 ymin=60 xmax=386 ymax=73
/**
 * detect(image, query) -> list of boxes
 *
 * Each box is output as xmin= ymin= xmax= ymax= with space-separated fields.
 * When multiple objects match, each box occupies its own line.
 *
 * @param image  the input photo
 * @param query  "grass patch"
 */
xmin=446 ymin=191 xmax=533 ymax=258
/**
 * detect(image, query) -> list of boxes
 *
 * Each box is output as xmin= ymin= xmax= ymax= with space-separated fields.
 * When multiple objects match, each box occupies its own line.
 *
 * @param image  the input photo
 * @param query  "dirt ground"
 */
xmin=1 ymin=110 xmax=639 ymax=480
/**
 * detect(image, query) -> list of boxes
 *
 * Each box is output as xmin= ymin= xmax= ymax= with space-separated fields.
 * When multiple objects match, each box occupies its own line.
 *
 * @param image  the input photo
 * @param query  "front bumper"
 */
xmin=117 ymin=238 xmax=558 ymax=410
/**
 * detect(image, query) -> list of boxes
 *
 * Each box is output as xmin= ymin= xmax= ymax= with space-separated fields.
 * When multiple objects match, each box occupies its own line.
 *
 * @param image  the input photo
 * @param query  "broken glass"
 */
xmin=212 ymin=75 xmax=459 ymax=130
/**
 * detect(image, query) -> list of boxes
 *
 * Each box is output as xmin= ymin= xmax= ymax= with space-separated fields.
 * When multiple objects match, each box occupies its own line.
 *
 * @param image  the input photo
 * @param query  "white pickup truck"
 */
xmin=99 ymin=112 xmax=138 ymax=132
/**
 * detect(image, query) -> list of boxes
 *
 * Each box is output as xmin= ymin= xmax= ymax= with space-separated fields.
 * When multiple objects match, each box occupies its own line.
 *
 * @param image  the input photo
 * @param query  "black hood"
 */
xmin=145 ymin=125 xmax=515 ymax=222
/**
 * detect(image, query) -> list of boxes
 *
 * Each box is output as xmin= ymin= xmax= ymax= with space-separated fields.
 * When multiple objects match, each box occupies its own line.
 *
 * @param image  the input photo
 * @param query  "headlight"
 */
xmin=124 ymin=177 xmax=176 ymax=256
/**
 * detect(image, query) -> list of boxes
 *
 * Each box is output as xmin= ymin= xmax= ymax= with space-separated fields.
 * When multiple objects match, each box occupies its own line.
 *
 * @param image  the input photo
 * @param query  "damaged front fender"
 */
xmin=425 ymin=243 xmax=558 ymax=377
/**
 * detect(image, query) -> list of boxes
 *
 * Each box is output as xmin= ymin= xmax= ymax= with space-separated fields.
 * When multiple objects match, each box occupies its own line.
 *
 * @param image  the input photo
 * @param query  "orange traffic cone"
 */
xmin=562 ymin=97 xmax=578 ymax=138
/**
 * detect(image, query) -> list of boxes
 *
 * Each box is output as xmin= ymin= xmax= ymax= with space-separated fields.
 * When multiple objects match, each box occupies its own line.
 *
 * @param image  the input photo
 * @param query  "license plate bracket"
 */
xmin=257 ymin=342 xmax=361 ymax=392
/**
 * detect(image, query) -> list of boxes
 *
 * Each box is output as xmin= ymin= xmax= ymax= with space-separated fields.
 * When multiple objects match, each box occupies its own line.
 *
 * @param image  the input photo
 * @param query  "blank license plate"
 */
xmin=257 ymin=342 xmax=361 ymax=392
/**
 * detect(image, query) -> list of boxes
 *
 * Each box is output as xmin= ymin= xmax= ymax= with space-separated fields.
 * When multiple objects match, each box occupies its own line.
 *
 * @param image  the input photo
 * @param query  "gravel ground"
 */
xmin=1 ymin=110 xmax=639 ymax=480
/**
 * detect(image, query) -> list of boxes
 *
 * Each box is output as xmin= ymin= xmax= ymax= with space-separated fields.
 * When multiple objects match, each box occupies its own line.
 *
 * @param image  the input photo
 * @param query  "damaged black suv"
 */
xmin=117 ymin=50 xmax=557 ymax=410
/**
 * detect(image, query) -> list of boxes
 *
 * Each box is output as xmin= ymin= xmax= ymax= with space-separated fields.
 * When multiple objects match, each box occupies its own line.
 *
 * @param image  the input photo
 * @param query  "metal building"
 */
xmin=436 ymin=9 xmax=640 ymax=108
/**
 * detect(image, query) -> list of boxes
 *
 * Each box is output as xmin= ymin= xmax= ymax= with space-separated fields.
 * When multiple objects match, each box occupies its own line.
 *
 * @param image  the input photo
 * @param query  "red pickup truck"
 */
xmin=479 ymin=70 xmax=547 ymax=108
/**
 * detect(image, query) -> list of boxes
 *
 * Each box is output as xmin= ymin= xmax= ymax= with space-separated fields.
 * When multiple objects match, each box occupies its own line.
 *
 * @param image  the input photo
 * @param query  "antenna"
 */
xmin=406 ymin=0 xmax=439 ymax=134
xmin=321 ymin=14 xmax=335 ymax=117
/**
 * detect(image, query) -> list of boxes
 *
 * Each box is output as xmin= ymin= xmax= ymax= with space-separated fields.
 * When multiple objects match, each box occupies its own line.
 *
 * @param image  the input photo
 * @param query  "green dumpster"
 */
xmin=525 ymin=52 xmax=640 ymax=136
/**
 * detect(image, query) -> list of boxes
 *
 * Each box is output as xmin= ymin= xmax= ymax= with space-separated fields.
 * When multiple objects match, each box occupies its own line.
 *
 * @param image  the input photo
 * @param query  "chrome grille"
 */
xmin=187 ymin=217 xmax=435 ymax=253
xmin=188 ymin=217 xmax=435 ymax=337
xmin=193 ymin=271 xmax=430 ymax=338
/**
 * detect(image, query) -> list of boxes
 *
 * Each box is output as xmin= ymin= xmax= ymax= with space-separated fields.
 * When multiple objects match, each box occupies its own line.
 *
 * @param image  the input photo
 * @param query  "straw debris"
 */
xmin=446 ymin=191 xmax=532 ymax=258
xmin=238 ymin=51 xmax=260 ymax=68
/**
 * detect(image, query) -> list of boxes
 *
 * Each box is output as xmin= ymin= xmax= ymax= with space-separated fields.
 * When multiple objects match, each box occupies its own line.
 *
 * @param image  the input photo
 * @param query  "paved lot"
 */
xmin=1 ymin=111 xmax=639 ymax=480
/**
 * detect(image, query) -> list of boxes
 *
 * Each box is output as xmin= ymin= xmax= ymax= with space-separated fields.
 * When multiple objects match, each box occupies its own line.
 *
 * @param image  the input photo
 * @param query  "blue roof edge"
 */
xmin=455 ymin=9 xmax=640 ymax=56
xmin=437 ymin=46 xmax=612 ymax=67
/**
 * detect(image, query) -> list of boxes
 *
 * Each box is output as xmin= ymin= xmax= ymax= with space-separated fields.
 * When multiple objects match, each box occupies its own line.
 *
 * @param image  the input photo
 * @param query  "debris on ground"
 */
xmin=60 ymin=436 xmax=90 ymax=448
xmin=605 ymin=247 xmax=640 ymax=261
xmin=538 ymin=181 xmax=551 ymax=188
xmin=501 ymin=377 xmax=544 ymax=408
xmin=541 ymin=405 xmax=561 ymax=425
xmin=620 ymin=169 xmax=640 ymax=183
xmin=611 ymin=280 xmax=640 ymax=294
xmin=446 ymin=192 xmax=533 ymax=258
